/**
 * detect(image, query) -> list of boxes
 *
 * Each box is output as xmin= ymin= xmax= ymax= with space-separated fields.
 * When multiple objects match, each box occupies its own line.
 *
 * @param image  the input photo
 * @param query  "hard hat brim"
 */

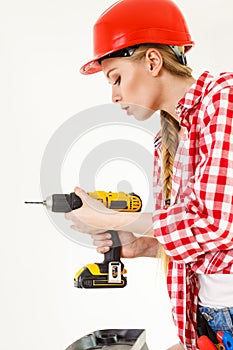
xmin=80 ymin=59 xmax=102 ymax=75
xmin=80 ymin=41 xmax=194 ymax=75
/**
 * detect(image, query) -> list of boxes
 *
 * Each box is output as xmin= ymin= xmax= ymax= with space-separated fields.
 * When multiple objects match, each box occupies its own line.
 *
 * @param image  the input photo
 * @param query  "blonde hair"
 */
xmin=130 ymin=44 xmax=193 ymax=273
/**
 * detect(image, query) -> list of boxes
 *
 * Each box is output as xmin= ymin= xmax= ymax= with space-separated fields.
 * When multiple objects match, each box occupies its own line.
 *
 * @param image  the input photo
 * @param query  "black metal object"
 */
xmin=65 ymin=329 xmax=149 ymax=350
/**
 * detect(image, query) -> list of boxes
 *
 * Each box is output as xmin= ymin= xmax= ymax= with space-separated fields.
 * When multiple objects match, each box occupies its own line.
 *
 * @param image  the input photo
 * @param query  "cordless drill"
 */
xmin=25 ymin=191 xmax=142 ymax=288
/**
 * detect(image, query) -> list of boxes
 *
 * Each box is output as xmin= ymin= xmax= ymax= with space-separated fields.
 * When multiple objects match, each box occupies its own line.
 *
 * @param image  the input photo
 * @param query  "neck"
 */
xmin=159 ymin=72 xmax=196 ymax=122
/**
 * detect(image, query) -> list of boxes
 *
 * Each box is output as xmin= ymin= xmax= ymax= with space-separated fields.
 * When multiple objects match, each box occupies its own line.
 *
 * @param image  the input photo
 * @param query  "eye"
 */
xmin=114 ymin=76 xmax=121 ymax=85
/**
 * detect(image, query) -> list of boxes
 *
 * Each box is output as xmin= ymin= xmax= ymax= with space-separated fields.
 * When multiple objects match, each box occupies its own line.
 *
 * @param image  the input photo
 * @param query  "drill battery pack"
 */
xmin=74 ymin=230 xmax=127 ymax=289
xmin=74 ymin=261 xmax=127 ymax=288
xmin=65 ymin=329 xmax=149 ymax=350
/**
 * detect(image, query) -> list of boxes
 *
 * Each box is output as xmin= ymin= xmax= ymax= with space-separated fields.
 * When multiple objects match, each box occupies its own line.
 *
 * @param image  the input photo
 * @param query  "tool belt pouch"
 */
xmin=197 ymin=307 xmax=218 ymax=344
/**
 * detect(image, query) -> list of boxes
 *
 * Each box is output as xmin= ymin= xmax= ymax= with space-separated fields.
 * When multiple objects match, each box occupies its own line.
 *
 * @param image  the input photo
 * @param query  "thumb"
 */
xmin=74 ymin=186 xmax=89 ymax=204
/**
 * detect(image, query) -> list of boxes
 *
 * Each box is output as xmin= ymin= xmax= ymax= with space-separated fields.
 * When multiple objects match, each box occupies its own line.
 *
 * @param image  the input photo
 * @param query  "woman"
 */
xmin=65 ymin=1 xmax=233 ymax=349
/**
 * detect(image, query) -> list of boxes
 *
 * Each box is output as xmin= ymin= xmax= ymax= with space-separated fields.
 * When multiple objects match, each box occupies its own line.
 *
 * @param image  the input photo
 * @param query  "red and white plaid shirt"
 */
xmin=153 ymin=71 xmax=233 ymax=349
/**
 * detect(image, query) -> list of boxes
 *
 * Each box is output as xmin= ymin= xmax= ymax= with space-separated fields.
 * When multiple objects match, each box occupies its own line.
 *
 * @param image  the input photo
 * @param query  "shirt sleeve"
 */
xmin=153 ymin=87 xmax=233 ymax=264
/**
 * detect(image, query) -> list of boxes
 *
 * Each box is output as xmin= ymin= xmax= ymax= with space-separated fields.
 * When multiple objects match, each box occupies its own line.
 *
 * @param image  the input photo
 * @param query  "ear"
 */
xmin=145 ymin=48 xmax=163 ymax=76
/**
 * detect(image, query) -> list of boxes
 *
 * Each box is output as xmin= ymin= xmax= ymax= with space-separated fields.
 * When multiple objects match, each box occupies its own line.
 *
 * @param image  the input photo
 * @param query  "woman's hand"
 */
xmin=65 ymin=187 xmax=119 ymax=234
xmin=65 ymin=187 xmax=154 ymax=239
xmin=92 ymin=230 xmax=158 ymax=258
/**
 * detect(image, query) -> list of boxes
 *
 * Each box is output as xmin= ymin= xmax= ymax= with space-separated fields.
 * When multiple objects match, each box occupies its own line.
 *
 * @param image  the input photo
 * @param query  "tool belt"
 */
xmin=197 ymin=306 xmax=218 ymax=344
xmin=197 ymin=307 xmax=228 ymax=349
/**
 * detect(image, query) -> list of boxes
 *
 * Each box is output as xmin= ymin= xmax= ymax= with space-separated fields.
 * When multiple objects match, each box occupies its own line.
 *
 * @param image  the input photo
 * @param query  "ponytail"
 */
xmin=158 ymin=111 xmax=181 ymax=273
xmin=160 ymin=111 xmax=181 ymax=206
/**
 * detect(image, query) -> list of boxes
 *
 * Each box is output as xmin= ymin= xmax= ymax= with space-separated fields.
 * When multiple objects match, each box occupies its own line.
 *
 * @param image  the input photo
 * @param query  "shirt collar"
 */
xmin=175 ymin=71 xmax=214 ymax=129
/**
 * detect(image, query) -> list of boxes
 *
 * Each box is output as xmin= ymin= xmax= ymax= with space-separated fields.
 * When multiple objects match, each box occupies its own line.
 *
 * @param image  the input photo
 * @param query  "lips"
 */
xmin=121 ymin=105 xmax=131 ymax=115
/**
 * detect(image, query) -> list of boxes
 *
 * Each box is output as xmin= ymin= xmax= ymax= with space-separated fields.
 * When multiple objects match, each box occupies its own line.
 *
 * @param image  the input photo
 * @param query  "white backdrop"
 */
xmin=1 ymin=1 xmax=233 ymax=349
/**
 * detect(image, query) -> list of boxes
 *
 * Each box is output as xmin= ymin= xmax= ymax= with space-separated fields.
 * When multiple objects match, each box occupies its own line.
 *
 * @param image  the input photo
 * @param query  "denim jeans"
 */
xmin=199 ymin=306 xmax=233 ymax=333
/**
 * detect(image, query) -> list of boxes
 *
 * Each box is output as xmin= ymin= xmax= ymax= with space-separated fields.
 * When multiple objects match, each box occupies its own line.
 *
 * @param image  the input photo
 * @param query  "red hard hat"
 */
xmin=80 ymin=0 xmax=194 ymax=75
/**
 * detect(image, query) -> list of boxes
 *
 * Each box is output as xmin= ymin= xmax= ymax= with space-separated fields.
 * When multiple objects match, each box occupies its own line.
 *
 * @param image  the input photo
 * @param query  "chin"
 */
xmin=127 ymin=103 xmax=155 ymax=121
xmin=133 ymin=110 xmax=154 ymax=121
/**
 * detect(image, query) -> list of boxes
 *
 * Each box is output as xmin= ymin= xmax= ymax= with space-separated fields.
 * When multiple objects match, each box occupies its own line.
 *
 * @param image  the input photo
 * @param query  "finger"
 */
xmin=64 ymin=212 xmax=73 ymax=220
xmin=74 ymin=186 xmax=83 ymax=195
xmin=91 ymin=232 xmax=111 ymax=241
xmin=97 ymin=246 xmax=110 ymax=254
xmin=70 ymin=225 xmax=81 ymax=231
xmin=93 ymin=239 xmax=112 ymax=248
xmin=70 ymin=224 xmax=89 ymax=232
xmin=74 ymin=186 xmax=88 ymax=202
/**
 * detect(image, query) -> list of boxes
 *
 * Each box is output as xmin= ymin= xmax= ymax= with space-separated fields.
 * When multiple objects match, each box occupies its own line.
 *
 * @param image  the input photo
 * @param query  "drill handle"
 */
xmin=103 ymin=230 xmax=121 ymax=263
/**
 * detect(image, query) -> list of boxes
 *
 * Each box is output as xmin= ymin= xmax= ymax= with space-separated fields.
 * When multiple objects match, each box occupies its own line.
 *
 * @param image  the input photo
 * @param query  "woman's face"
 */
xmin=102 ymin=56 xmax=162 ymax=121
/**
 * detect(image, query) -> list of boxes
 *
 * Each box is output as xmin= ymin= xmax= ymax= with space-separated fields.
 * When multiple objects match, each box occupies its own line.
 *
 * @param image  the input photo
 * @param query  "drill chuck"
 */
xmin=25 ymin=193 xmax=82 ymax=213
xmin=46 ymin=193 xmax=82 ymax=212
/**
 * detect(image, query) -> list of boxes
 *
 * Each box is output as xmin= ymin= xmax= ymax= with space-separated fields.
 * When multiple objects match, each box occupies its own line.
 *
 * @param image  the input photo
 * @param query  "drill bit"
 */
xmin=24 ymin=201 xmax=45 ymax=205
xmin=24 ymin=195 xmax=75 ymax=212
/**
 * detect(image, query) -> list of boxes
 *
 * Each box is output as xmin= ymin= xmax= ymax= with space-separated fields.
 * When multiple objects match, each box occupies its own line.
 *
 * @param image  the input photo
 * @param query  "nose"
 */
xmin=112 ymin=87 xmax=121 ymax=103
xmin=113 ymin=96 xmax=120 ymax=103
